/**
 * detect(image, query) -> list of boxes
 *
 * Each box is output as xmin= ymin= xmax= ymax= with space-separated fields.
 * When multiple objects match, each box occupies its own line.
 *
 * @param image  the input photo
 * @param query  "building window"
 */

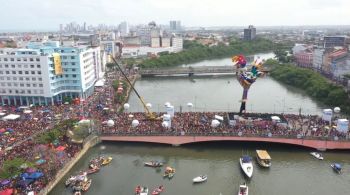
xmin=31 ymin=71 xmax=35 ymax=74
xmin=24 ymin=65 xmax=28 ymax=68
xmin=23 ymin=58 xmax=27 ymax=61
xmin=30 ymin=65 xmax=34 ymax=68
xmin=33 ymin=84 xmax=37 ymax=87
xmin=12 ymin=71 xmax=16 ymax=74
xmin=19 ymin=77 xmax=23 ymax=81
xmin=37 ymin=65 xmax=41 ymax=68
xmin=13 ymin=77 xmax=17 ymax=80
xmin=0 ymin=83 xmax=4 ymax=86
xmin=73 ymin=74 xmax=77 ymax=78
xmin=63 ymin=56 xmax=67 ymax=59
xmin=5 ymin=65 xmax=8 ymax=68
xmin=26 ymin=84 xmax=30 ymax=87
xmin=38 ymin=78 xmax=42 ymax=81
xmin=39 ymin=84 xmax=43 ymax=87
xmin=8 ymin=90 xmax=12 ymax=93
xmin=5 ymin=71 xmax=9 ymax=74
xmin=0 ymin=71 xmax=2 ymax=74
xmin=18 ymin=65 xmax=21 ymax=68
xmin=65 ymin=75 xmax=68 ymax=78
xmin=20 ymin=83 xmax=24 ymax=87
xmin=30 ymin=58 xmax=34 ymax=61
xmin=71 ymin=56 xmax=75 ymax=59
xmin=72 ymin=68 xmax=76 ymax=71
xmin=32 ymin=77 xmax=36 ymax=81
xmin=36 ymin=58 xmax=40 ymax=61
xmin=17 ymin=58 xmax=21 ymax=61
xmin=4 ymin=58 xmax=8 ymax=61
xmin=40 ymin=90 xmax=44 ymax=94
xmin=27 ymin=90 xmax=31 ymax=94
xmin=25 ymin=71 xmax=29 ymax=74
xmin=11 ymin=65 xmax=15 ymax=68
xmin=14 ymin=83 xmax=18 ymax=87
xmin=7 ymin=83 xmax=11 ymax=86
xmin=72 ymin=62 xmax=76 ymax=65
xmin=6 ymin=77 xmax=10 ymax=80
xmin=10 ymin=58 xmax=14 ymax=61
xmin=25 ymin=77 xmax=30 ymax=81
xmin=37 ymin=71 xmax=41 ymax=75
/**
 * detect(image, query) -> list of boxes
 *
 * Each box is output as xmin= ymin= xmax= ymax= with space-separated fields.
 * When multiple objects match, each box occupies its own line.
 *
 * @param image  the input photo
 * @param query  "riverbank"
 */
xmin=268 ymin=61 xmax=350 ymax=115
xmin=140 ymin=38 xmax=275 ymax=68
xmin=39 ymin=135 xmax=101 ymax=195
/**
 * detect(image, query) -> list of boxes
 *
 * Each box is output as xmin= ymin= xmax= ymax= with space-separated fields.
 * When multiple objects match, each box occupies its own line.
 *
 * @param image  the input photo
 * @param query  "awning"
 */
xmin=2 ymin=114 xmax=20 ymax=120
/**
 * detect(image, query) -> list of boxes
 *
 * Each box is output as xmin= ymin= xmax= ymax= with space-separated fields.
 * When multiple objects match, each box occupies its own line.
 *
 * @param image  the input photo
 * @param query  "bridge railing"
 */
xmin=99 ymin=131 xmax=349 ymax=142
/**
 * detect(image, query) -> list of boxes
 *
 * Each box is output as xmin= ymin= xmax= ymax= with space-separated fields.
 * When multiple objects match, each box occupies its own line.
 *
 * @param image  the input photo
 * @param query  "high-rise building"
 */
xmin=169 ymin=21 xmax=181 ymax=31
xmin=323 ymin=36 xmax=346 ymax=48
xmin=0 ymin=41 xmax=103 ymax=106
xmin=243 ymin=25 xmax=256 ymax=41
xmin=119 ymin=22 xmax=129 ymax=37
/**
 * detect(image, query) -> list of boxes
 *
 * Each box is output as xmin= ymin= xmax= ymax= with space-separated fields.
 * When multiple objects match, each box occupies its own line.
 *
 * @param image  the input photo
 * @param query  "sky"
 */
xmin=0 ymin=0 xmax=349 ymax=31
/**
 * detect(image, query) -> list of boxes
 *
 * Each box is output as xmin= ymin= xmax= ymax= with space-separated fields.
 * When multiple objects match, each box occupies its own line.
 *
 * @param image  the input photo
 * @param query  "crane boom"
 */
xmin=110 ymin=56 xmax=157 ymax=120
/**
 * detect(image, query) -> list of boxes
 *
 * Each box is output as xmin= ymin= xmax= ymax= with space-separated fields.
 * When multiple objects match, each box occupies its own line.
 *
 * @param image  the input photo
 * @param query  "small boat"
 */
xmin=140 ymin=186 xmax=149 ymax=195
xmin=256 ymin=150 xmax=271 ymax=168
xmin=331 ymin=163 xmax=342 ymax=174
xmin=163 ymin=166 xmax=175 ymax=179
xmin=65 ymin=176 xmax=76 ymax=187
xmin=310 ymin=152 xmax=324 ymax=160
xmin=240 ymin=155 xmax=253 ymax=178
xmin=151 ymin=185 xmax=165 ymax=195
xmin=82 ymin=179 xmax=92 ymax=192
xmin=193 ymin=175 xmax=208 ymax=183
xmin=101 ymin=157 xmax=113 ymax=166
xmin=238 ymin=182 xmax=249 ymax=195
xmin=73 ymin=191 xmax=82 ymax=195
xmin=144 ymin=161 xmax=163 ymax=167
xmin=89 ymin=163 xmax=100 ymax=170
xmin=86 ymin=167 xmax=100 ymax=175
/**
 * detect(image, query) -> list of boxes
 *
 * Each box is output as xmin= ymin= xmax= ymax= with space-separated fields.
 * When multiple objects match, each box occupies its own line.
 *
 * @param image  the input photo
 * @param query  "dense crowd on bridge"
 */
xmin=101 ymin=112 xmax=349 ymax=140
xmin=0 ymin=67 xmax=349 ymax=194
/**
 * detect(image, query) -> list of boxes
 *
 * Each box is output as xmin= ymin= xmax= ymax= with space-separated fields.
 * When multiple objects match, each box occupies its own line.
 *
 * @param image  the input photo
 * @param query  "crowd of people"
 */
xmin=0 ymin=66 xmax=349 ymax=194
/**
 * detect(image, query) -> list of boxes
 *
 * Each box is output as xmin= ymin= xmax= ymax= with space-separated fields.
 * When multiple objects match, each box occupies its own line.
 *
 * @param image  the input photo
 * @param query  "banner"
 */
xmin=337 ymin=119 xmax=349 ymax=132
xmin=322 ymin=109 xmax=332 ymax=122
xmin=53 ymin=53 xmax=63 ymax=75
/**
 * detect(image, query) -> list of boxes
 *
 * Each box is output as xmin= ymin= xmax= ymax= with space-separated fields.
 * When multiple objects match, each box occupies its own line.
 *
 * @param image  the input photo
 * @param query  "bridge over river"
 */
xmin=139 ymin=66 xmax=270 ymax=77
xmin=99 ymin=134 xmax=350 ymax=150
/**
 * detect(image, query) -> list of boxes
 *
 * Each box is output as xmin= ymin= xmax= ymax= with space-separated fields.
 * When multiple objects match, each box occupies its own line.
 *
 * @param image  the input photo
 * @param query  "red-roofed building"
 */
xmin=294 ymin=49 xmax=313 ymax=68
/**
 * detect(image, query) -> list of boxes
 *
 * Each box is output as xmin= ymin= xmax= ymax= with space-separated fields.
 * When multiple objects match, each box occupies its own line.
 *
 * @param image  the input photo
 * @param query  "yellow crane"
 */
xmin=110 ymin=56 xmax=158 ymax=120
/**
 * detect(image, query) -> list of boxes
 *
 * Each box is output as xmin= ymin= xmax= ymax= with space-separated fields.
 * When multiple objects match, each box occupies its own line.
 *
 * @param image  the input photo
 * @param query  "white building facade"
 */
xmin=0 ymin=42 xmax=103 ymax=106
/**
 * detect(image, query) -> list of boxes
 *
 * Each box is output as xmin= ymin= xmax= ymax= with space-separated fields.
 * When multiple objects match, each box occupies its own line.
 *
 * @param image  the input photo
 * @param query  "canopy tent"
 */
xmin=336 ymin=119 xmax=349 ymax=133
xmin=56 ymin=146 xmax=66 ymax=151
xmin=215 ymin=115 xmax=224 ymax=121
xmin=271 ymin=116 xmax=281 ymax=122
xmin=0 ymin=188 xmax=13 ymax=195
xmin=23 ymin=110 xmax=32 ymax=114
xmin=78 ymin=119 xmax=91 ymax=124
xmin=0 ymin=113 xmax=6 ymax=116
xmin=2 ymin=114 xmax=20 ymax=120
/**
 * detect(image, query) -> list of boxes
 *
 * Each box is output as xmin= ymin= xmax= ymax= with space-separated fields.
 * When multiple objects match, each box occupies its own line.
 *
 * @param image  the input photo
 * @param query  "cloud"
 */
xmin=0 ymin=0 xmax=349 ymax=30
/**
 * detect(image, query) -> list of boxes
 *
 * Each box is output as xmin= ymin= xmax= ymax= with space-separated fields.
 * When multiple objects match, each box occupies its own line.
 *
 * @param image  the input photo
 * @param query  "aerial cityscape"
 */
xmin=1 ymin=0 xmax=350 ymax=195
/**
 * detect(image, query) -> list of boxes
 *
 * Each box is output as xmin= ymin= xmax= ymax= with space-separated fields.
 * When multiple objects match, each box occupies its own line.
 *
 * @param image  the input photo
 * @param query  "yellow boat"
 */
xmin=101 ymin=157 xmax=113 ymax=166
xmin=256 ymin=150 xmax=271 ymax=168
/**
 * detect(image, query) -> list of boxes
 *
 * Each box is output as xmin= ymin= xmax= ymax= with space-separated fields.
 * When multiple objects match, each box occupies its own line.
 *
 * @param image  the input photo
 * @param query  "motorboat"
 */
xmin=256 ymin=150 xmax=271 ymax=168
xmin=82 ymin=179 xmax=92 ymax=192
xmin=144 ymin=161 xmax=163 ymax=167
xmin=193 ymin=175 xmax=208 ymax=183
xmin=86 ymin=167 xmax=100 ymax=175
xmin=238 ymin=182 xmax=249 ymax=195
xmin=65 ymin=176 xmax=76 ymax=187
xmin=240 ymin=155 xmax=253 ymax=178
xmin=310 ymin=152 xmax=324 ymax=160
xmin=101 ymin=156 xmax=113 ymax=166
xmin=151 ymin=185 xmax=165 ymax=195
xmin=331 ymin=163 xmax=342 ymax=174
xmin=140 ymin=187 xmax=149 ymax=195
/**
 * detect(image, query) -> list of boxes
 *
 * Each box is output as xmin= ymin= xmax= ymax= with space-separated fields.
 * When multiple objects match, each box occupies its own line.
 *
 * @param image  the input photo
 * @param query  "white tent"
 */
xmin=94 ymin=80 xmax=104 ymax=87
xmin=0 ymin=113 xmax=6 ymax=116
xmin=215 ymin=115 xmax=224 ymax=121
xmin=78 ymin=119 xmax=91 ymax=124
xmin=2 ymin=114 xmax=20 ymax=120
xmin=23 ymin=110 xmax=32 ymax=114
xmin=271 ymin=116 xmax=281 ymax=122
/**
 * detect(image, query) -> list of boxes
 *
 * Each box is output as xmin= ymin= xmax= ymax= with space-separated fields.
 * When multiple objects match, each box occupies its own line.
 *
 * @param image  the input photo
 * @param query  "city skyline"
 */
xmin=1 ymin=0 xmax=350 ymax=31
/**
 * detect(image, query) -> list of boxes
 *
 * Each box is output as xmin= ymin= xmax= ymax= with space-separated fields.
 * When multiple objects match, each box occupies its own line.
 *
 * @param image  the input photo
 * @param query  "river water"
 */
xmin=50 ymin=53 xmax=350 ymax=195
